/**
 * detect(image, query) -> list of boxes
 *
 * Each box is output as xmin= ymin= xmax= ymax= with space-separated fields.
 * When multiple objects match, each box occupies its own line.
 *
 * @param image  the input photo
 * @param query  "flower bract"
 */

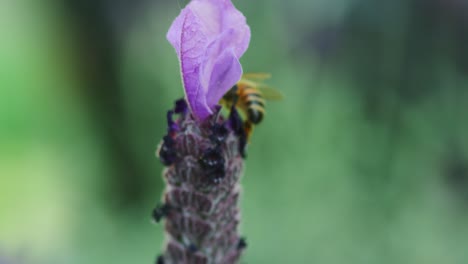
xmin=167 ymin=0 xmax=250 ymax=120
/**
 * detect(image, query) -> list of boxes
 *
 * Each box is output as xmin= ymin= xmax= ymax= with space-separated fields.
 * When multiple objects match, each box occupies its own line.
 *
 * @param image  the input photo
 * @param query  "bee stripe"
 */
xmin=248 ymin=104 xmax=265 ymax=113
xmin=249 ymin=96 xmax=266 ymax=105
xmin=241 ymin=95 xmax=262 ymax=103
xmin=246 ymin=100 xmax=265 ymax=108
xmin=242 ymin=94 xmax=262 ymax=102
xmin=245 ymin=94 xmax=265 ymax=102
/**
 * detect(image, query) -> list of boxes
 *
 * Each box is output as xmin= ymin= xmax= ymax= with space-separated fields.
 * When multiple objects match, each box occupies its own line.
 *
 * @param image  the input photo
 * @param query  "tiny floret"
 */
xmin=152 ymin=203 xmax=171 ymax=223
xmin=237 ymin=237 xmax=247 ymax=250
xmin=167 ymin=0 xmax=251 ymax=120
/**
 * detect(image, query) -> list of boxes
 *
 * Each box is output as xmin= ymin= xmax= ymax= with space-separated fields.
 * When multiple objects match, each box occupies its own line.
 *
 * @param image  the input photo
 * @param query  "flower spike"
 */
xmin=155 ymin=0 xmax=254 ymax=263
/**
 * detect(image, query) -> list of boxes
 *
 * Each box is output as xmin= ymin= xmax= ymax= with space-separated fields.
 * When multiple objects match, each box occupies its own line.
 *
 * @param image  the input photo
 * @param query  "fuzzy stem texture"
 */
xmin=154 ymin=100 xmax=246 ymax=264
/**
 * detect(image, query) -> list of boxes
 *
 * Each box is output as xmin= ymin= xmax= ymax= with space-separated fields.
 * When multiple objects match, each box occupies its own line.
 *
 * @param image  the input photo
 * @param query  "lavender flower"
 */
xmin=153 ymin=0 xmax=251 ymax=263
xmin=166 ymin=0 xmax=250 ymax=121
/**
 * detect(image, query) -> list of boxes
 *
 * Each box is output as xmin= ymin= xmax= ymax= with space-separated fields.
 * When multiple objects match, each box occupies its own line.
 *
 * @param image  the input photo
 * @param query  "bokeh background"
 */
xmin=2 ymin=0 xmax=468 ymax=263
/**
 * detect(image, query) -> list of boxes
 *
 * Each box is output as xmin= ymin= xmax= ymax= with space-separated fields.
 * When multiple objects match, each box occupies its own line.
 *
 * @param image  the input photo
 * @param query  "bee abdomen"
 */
xmin=240 ymin=88 xmax=266 ymax=124
xmin=247 ymin=103 xmax=264 ymax=124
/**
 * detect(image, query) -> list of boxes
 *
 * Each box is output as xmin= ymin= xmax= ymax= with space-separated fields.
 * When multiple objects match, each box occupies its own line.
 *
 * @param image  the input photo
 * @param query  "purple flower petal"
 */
xmin=206 ymin=49 xmax=242 ymax=107
xmin=167 ymin=0 xmax=250 ymax=120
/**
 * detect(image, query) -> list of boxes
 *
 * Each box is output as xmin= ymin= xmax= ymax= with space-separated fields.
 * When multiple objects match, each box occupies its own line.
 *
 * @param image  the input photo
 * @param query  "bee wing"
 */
xmin=242 ymin=73 xmax=272 ymax=81
xmin=257 ymin=85 xmax=284 ymax=101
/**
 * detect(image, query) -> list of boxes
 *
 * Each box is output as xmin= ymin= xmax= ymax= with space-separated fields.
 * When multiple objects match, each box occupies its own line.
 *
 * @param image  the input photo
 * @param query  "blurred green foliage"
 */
xmin=2 ymin=0 xmax=468 ymax=263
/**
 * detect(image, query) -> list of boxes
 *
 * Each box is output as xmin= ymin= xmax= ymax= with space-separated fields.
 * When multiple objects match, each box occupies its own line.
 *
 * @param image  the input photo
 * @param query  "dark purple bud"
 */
xmin=158 ymin=135 xmax=177 ymax=166
xmin=209 ymin=123 xmax=229 ymax=145
xmin=199 ymin=147 xmax=226 ymax=183
xmin=237 ymin=237 xmax=247 ymax=250
xmin=166 ymin=110 xmax=179 ymax=134
xmin=156 ymin=255 xmax=164 ymax=264
xmin=152 ymin=203 xmax=171 ymax=223
xmin=187 ymin=243 xmax=198 ymax=253
xmin=199 ymin=147 xmax=225 ymax=170
xmin=174 ymin=98 xmax=188 ymax=114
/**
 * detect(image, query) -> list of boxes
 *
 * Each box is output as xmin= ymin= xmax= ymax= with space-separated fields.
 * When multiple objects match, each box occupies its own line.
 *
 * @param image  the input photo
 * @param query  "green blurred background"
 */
xmin=2 ymin=0 xmax=468 ymax=263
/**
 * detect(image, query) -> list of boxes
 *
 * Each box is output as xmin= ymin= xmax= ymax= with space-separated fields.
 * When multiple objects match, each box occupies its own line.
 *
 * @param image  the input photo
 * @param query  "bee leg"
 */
xmin=230 ymin=84 xmax=240 ymax=107
xmin=232 ymin=94 xmax=239 ymax=107
xmin=227 ymin=104 xmax=249 ymax=158
xmin=243 ymin=121 xmax=254 ymax=142
xmin=236 ymin=121 xmax=251 ymax=159
xmin=228 ymin=106 xmax=244 ymax=135
xmin=238 ymin=131 xmax=248 ymax=159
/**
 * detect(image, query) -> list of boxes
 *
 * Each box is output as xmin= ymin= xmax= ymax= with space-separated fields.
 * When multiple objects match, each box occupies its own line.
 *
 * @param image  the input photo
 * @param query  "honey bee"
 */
xmin=221 ymin=73 xmax=283 ymax=138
